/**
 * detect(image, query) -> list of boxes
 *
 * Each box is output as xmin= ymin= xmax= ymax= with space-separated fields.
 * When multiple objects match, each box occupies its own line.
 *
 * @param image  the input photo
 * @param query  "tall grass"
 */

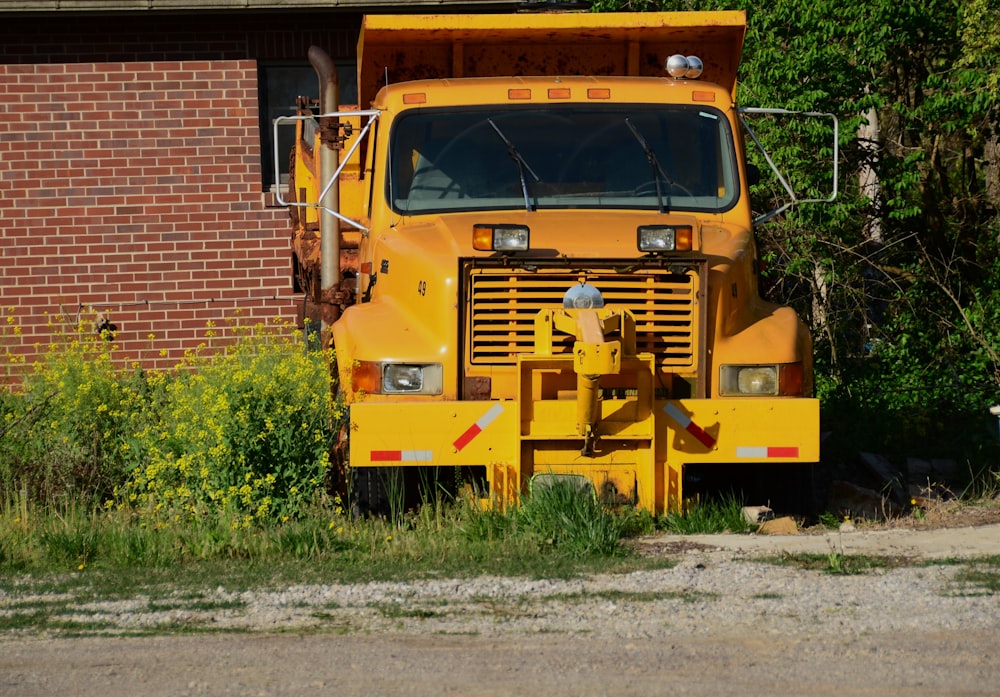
xmin=658 ymin=494 xmax=755 ymax=535
xmin=514 ymin=480 xmax=630 ymax=558
xmin=0 ymin=490 xmax=669 ymax=584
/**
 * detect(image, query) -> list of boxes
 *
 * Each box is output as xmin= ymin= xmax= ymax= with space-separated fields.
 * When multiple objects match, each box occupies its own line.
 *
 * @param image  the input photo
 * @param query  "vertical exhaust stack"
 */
xmin=308 ymin=45 xmax=341 ymax=330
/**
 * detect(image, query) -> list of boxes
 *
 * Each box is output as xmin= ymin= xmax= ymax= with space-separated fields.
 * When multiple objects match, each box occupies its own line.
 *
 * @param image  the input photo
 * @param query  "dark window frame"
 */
xmin=259 ymin=61 xmax=358 ymax=192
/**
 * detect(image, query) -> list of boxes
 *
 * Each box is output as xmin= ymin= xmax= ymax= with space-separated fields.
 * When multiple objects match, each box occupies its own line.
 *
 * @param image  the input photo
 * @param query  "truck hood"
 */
xmin=388 ymin=209 xmax=728 ymax=259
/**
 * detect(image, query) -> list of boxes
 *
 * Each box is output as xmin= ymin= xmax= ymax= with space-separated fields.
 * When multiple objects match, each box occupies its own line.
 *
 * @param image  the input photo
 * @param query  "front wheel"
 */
xmin=350 ymin=467 xmax=402 ymax=519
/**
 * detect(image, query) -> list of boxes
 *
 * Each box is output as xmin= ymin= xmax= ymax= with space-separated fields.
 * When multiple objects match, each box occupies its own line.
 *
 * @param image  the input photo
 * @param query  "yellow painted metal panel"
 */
xmin=358 ymin=11 xmax=746 ymax=110
xmin=520 ymin=400 xmax=654 ymax=440
xmin=350 ymin=400 xmax=518 ymax=466
xmin=349 ymin=395 xmax=816 ymax=512
xmin=659 ymin=398 xmax=820 ymax=463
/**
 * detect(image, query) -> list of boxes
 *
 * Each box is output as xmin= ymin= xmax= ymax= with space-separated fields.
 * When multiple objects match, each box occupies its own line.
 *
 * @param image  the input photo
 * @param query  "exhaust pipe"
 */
xmin=308 ymin=45 xmax=341 ymax=327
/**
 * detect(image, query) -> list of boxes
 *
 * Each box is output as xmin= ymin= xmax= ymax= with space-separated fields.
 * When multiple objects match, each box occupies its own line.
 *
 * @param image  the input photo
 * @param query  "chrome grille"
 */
xmin=466 ymin=266 xmax=698 ymax=367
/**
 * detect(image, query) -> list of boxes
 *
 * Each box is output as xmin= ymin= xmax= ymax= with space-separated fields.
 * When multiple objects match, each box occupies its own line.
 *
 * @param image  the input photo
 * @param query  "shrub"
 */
xmin=1 ymin=311 xmax=156 ymax=504
xmin=1 ymin=310 xmax=339 ymax=526
xmin=117 ymin=319 xmax=337 ymax=526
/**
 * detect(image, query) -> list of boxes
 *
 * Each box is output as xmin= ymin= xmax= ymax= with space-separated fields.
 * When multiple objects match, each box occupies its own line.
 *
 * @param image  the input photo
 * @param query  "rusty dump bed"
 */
xmin=357 ymin=11 xmax=746 ymax=109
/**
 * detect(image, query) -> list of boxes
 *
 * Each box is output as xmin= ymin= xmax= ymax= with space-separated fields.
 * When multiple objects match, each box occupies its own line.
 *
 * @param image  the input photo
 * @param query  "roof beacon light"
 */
xmin=684 ymin=56 xmax=703 ymax=79
xmin=665 ymin=54 xmax=703 ymax=79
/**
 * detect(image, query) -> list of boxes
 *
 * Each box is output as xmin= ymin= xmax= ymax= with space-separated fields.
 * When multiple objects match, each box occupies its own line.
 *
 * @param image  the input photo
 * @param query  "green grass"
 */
xmin=764 ymin=552 xmax=899 ymax=575
xmin=368 ymin=602 xmax=445 ymax=620
xmin=658 ymin=494 xmax=755 ymax=534
xmin=942 ymin=556 xmax=1000 ymax=595
xmin=551 ymin=588 xmax=719 ymax=604
xmin=0 ymin=484 xmax=680 ymax=636
xmin=953 ymin=568 xmax=1000 ymax=593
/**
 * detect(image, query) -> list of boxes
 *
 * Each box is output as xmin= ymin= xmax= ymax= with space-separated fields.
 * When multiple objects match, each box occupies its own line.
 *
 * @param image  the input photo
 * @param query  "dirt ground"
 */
xmin=3 ymin=503 xmax=999 ymax=697
xmin=637 ymin=502 xmax=1000 ymax=560
xmin=4 ymin=629 xmax=999 ymax=697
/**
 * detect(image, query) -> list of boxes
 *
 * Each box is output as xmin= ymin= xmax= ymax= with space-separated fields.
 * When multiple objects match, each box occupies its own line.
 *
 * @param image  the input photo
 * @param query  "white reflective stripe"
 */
xmin=401 ymin=450 xmax=434 ymax=462
xmin=663 ymin=402 xmax=692 ymax=428
xmin=476 ymin=403 xmax=504 ymax=429
xmin=737 ymin=446 xmax=768 ymax=458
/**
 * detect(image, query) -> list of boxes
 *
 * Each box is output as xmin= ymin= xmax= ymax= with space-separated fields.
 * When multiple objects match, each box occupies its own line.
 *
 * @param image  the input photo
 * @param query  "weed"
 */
xmin=947 ymin=558 xmax=1000 ymax=595
xmin=767 ymin=552 xmax=896 ymax=575
xmin=369 ymin=602 xmax=444 ymax=620
xmin=516 ymin=480 xmax=627 ymax=558
xmin=552 ymin=589 xmax=719 ymax=604
xmin=817 ymin=511 xmax=841 ymax=529
xmin=658 ymin=494 xmax=754 ymax=534
xmin=0 ymin=610 xmax=56 ymax=632
xmin=458 ymin=504 xmax=514 ymax=543
xmin=146 ymin=598 xmax=246 ymax=613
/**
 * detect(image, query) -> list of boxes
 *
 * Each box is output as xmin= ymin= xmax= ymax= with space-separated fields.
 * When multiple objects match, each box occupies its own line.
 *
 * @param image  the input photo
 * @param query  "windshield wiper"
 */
xmin=488 ymin=118 xmax=540 ymax=212
xmin=624 ymin=118 xmax=671 ymax=213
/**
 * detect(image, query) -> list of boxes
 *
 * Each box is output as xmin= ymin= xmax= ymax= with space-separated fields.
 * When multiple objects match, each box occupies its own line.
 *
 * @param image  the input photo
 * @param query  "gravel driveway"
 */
xmin=3 ymin=521 xmax=999 ymax=696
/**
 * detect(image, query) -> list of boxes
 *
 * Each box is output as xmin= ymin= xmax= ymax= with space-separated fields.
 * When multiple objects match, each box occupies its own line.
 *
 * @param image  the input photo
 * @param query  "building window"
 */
xmin=259 ymin=62 xmax=358 ymax=192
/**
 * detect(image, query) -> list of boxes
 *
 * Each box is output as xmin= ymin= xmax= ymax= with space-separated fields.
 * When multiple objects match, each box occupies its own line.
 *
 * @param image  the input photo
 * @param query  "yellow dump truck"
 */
xmin=276 ymin=11 xmax=837 ymax=514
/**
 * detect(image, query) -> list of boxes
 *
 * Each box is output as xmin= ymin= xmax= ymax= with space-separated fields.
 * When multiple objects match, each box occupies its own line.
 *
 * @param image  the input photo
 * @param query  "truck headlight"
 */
xmin=719 ymin=363 xmax=804 ymax=396
xmin=473 ymin=223 xmax=529 ymax=252
xmin=353 ymin=361 xmax=444 ymax=395
xmin=383 ymin=364 xmax=424 ymax=392
xmin=637 ymin=225 xmax=692 ymax=252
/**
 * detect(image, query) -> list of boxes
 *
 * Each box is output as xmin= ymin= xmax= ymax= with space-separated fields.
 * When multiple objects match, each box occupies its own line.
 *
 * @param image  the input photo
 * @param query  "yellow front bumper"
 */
xmin=349 ymin=397 xmax=818 ymax=512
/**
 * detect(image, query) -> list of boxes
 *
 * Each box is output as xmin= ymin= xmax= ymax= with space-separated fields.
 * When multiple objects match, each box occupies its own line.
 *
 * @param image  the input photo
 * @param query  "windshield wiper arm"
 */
xmin=488 ymin=118 xmax=540 ymax=212
xmin=625 ymin=118 xmax=671 ymax=213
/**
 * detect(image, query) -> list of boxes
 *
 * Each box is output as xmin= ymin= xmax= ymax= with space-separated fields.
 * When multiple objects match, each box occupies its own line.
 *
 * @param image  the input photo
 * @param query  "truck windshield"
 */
xmin=389 ymin=104 xmax=738 ymax=215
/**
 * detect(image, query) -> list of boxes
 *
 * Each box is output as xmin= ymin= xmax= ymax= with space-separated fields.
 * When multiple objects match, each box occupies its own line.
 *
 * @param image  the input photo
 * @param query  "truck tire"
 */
xmin=350 ymin=467 xmax=402 ymax=519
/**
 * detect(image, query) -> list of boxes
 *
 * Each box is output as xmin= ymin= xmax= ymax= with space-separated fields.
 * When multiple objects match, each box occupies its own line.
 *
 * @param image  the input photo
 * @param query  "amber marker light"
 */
xmin=472 ymin=225 xmax=493 ymax=250
xmin=675 ymin=225 xmax=693 ymax=251
xmin=508 ymin=88 xmax=532 ymax=100
xmin=352 ymin=361 xmax=382 ymax=394
xmin=692 ymin=91 xmax=716 ymax=102
xmin=587 ymin=88 xmax=611 ymax=100
xmin=778 ymin=363 xmax=805 ymax=396
xmin=402 ymin=93 xmax=427 ymax=104
xmin=548 ymin=87 xmax=571 ymax=99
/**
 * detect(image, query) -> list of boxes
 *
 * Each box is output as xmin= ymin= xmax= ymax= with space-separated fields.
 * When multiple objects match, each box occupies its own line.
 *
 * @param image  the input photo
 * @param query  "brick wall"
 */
xmin=0 ymin=58 xmax=297 ymax=374
xmin=0 ymin=13 xmax=359 ymax=379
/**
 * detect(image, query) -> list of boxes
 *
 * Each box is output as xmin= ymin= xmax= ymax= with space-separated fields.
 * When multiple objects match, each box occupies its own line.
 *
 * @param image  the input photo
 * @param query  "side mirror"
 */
xmin=738 ymin=107 xmax=839 ymax=226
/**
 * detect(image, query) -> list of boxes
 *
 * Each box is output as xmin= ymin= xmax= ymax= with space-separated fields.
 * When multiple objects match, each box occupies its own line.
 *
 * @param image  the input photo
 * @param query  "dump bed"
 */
xmin=357 ymin=11 xmax=746 ymax=109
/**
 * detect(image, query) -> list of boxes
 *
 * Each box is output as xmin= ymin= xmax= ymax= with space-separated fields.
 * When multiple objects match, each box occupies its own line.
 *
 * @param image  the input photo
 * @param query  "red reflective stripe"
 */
xmin=768 ymin=446 xmax=799 ymax=458
xmin=685 ymin=421 xmax=716 ymax=449
xmin=370 ymin=450 xmax=401 ymax=462
xmin=453 ymin=423 xmax=482 ymax=452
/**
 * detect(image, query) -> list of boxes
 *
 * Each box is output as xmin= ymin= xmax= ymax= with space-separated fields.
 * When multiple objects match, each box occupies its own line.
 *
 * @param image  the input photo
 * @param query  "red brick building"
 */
xmin=0 ymin=2 xmax=515 ymax=377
